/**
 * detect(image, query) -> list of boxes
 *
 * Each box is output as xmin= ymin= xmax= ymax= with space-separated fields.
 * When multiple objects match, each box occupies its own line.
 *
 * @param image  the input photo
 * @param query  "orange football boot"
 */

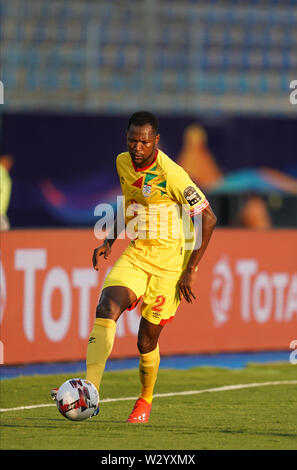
xmin=127 ymin=398 xmax=152 ymax=423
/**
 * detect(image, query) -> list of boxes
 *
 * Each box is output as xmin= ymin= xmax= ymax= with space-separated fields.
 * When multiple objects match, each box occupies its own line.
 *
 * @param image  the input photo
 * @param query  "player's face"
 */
xmin=127 ymin=124 xmax=160 ymax=169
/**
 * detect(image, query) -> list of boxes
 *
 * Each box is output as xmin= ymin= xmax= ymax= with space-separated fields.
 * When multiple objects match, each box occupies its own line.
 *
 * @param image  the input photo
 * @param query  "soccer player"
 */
xmin=51 ymin=111 xmax=217 ymax=423
xmin=87 ymin=111 xmax=216 ymax=423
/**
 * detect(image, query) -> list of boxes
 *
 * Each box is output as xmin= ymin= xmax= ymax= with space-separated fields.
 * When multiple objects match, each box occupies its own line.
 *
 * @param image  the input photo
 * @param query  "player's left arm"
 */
xmin=167 ymin=165 xmax=217 ymax=302
xmin=178 ymin=204 xmax=217 ymax=303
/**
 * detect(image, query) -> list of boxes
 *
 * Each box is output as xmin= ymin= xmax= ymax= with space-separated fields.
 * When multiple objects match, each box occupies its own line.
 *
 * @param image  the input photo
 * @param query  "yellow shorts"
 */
xmin=102 ymin=254 xmax=181 ymax=325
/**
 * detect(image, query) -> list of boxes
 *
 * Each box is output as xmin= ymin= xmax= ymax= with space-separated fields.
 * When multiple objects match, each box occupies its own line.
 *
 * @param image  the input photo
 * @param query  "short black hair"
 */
xmin=127 ymin=111 xmax=159 ymax=134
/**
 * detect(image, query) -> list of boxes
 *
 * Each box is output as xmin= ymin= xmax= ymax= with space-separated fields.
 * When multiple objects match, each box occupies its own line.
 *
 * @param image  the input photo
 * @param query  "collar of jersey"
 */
xmin=131 ymin=149 xmax=158 ymax=172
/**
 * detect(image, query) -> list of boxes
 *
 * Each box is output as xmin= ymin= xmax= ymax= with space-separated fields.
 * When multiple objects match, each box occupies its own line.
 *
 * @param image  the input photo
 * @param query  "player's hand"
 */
xmin=92 ymin=239 xmax=112 ymax=270
xmin=178 ymin=268 xmax=197 ymax=303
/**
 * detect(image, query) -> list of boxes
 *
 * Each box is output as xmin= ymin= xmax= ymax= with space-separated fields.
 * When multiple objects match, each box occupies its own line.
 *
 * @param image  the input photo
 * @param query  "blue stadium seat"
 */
xmin=280 ymin=74 xmax=290 ymax=92
xmin=69 ymin=71 xmax=82 ymax=90
xmin=24 ymin=50 xmax=40 ymax=67
xmin=1 ymin=68 xmax=17 ymax=88
xmin=111 ymin=75 xmax=124 ymax=91
xmin=259 ymin=75 xmax=269 ymax=93
xmin=175 ymin=72 xmax=188 ymax=91
xmin=116 ymin=49 xmax=126 ymax=69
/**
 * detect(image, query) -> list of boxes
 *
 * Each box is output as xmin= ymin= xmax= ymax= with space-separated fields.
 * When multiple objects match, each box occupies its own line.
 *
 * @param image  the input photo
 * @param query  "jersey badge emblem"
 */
xmin=142 ymin=184 xmax=152 ymax=197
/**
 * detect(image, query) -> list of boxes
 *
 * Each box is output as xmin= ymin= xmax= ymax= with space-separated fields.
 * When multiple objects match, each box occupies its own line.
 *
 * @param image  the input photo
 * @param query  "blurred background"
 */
xmin=1 ymin=0 xmax=297 ymax=231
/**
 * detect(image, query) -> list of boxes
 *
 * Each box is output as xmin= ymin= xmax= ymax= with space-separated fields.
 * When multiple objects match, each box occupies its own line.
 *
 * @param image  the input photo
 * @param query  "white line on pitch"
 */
xmin=1 ymin=380 xmax=296 ymax=413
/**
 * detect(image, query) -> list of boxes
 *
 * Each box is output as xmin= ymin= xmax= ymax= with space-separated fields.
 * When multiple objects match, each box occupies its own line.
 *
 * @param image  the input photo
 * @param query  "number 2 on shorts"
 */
xmin=152 ymin=295 xmax=166 ymax=312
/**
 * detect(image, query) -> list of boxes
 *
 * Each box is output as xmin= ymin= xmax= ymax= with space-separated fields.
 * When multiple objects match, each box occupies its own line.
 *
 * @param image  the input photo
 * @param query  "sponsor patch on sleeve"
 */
xmin=190 ymin=199 xmax=209 ymax=216
xmin=183 ymin=186 xmax=202 ymax=206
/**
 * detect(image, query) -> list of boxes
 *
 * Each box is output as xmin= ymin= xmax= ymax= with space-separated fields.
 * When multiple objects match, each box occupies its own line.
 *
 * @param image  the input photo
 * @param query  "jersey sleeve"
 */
xmin=167 ymin=166 xmax=209 ymax=217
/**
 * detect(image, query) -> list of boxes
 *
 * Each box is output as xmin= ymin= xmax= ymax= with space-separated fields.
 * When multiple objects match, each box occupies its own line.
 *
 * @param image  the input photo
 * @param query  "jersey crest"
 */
xmin=142 ymin=184 xmax=152 ymax=197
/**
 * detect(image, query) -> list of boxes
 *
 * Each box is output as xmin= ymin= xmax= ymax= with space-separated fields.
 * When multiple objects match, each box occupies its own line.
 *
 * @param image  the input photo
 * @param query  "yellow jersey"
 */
xmin=116 ymin=149 xmax=209 ymax=278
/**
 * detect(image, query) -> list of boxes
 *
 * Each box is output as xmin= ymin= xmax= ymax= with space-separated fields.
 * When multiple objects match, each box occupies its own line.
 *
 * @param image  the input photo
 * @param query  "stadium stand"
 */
xmin=1 ymin=0 xmax=296 ymax=113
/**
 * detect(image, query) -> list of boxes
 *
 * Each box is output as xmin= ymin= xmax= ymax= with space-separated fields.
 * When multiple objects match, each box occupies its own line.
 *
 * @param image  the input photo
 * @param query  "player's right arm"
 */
xmin=92 ymin=215 xmax=122 ymax=270
xmin=93 ymin=154 xmax=126 ymax=270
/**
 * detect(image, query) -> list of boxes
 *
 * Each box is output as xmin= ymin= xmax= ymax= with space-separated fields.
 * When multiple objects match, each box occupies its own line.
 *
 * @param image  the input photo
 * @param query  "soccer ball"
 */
xmin=56 ymin=378 xmax=99 ymax=421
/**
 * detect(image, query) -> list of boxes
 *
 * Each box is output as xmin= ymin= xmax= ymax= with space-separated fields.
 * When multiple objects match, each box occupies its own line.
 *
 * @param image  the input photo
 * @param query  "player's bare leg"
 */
xmin=96 ymin=286 xmax=138 ymax=321
xmin=127 ymin=317 xmax=164 ymax=423
xmin=137 ymin=317 xmax=163 ymax=354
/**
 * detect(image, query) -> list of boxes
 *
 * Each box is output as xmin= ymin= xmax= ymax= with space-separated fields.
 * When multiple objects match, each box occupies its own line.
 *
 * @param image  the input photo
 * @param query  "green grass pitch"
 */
xmin=0 ymin=363 xmax=296 ymax=450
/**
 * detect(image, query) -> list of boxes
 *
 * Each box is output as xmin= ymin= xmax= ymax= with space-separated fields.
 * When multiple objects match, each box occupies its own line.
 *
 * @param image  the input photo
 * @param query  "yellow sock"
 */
xmin=139 ymin=344 xmax=160 ymax=404
xmin=86 ymin=317 xmax=116 ymax=391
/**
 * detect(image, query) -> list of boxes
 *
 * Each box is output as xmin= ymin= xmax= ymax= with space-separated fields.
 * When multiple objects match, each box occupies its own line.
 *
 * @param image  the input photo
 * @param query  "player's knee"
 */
xmin=137 ymin=336 xmax=157 ymax=355
xmin=96 ymin=297 xmax=120 ymax=321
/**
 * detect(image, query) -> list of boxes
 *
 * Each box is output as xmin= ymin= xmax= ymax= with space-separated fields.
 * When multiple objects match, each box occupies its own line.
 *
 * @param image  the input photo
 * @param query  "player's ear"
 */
xmin=155 ymin=134 xmax=160 ymax=147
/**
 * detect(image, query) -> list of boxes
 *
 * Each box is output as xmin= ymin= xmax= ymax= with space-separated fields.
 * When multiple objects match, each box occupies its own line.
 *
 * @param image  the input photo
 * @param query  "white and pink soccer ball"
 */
xmin=56 ymin=378 xmax=99 ymax=421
